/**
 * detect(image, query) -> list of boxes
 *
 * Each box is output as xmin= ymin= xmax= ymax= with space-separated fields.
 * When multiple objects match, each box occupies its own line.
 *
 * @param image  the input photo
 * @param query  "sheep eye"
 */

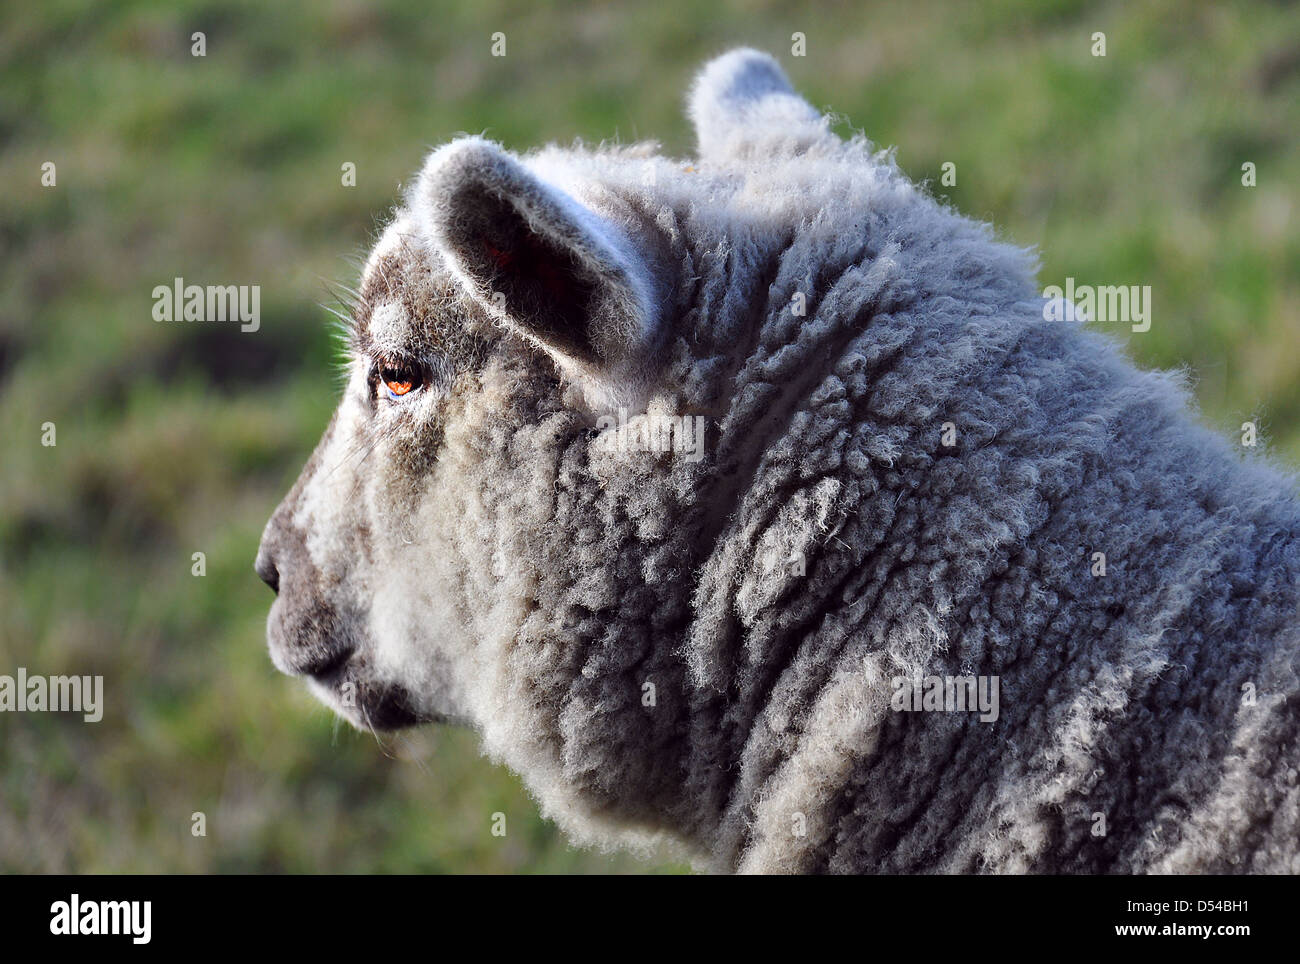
xmin=377 ymin=359 xmax=424 ymax=400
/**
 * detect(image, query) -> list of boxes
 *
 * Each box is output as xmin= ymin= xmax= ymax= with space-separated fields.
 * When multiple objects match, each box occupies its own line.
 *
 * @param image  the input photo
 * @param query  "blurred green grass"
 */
xmin=1 ymin=0 xmax=1297 ymax=872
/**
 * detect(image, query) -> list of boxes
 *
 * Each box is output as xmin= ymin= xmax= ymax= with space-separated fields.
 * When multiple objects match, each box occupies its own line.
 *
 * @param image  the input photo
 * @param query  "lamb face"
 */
xmin=258 ymin=48 xmax=1300 ymax=873
xmin=255 ymin=218 xmax=489 ymax=730
xmin=255 ymin=136 xmax=699 ymax=735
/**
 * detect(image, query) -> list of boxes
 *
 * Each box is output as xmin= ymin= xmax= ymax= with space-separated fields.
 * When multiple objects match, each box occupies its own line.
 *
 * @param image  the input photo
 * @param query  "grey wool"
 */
xmin=257 ymin=48 xmax=1300 ymax=873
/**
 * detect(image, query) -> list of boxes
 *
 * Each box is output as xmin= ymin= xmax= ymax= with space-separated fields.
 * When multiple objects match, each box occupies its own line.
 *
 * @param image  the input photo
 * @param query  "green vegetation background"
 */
xmin=1 ymin=0 xmax=1297 ymax=872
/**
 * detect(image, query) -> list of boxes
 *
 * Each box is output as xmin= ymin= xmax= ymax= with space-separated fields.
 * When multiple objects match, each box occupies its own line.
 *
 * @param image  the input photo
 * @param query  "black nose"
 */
xmin=255 ymin=550 xmax=279 ymax=595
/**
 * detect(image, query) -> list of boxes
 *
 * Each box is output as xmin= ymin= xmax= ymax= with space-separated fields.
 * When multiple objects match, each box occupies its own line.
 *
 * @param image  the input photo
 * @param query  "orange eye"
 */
xmin=378 ymin=361 xmax=422 ymax=399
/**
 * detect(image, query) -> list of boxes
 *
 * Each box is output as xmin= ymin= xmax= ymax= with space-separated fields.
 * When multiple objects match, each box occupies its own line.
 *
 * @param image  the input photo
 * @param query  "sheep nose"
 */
xmin=254 ymin=548 xmax=280 ymax=595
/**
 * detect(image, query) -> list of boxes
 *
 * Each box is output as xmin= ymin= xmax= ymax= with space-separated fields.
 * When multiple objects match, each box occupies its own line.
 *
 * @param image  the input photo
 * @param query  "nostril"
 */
xmin=255 ymin=552 xmax=280 ymax=595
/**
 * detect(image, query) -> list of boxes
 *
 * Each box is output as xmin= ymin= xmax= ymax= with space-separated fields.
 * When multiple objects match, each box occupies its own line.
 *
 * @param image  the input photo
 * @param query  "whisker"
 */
xmin=359 ymin=697 xmax=396 ymax=758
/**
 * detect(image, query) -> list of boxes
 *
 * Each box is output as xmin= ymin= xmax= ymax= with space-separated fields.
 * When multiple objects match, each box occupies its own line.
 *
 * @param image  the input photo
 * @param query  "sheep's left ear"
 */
xmin=414 ymin=136 xmax=656 ymax=374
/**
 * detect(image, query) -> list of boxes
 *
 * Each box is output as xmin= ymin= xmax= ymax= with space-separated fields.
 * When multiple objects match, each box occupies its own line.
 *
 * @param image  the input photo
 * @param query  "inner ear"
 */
xmin=445 ymin=185 xmax=601 ymax=363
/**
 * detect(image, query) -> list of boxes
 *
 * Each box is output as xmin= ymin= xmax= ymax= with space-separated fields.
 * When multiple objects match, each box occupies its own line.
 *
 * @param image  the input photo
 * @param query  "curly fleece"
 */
xmin=262 ymin=48 xmax=1300 ymax=873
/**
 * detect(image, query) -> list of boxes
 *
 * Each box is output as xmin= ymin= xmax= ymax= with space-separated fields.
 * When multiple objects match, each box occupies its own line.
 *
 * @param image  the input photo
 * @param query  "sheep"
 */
xmin=255 ymin=48 xmax=1300 ymax=873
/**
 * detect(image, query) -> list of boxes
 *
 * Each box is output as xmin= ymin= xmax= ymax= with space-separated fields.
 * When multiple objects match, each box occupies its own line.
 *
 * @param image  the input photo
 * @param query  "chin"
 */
xmin=307 ymin=669 xmax=430 ymax=732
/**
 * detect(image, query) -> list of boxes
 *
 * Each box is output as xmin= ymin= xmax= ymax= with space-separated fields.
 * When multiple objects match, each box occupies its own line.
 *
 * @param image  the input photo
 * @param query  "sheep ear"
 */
xmin=688 ymin=48 xmax=831 ymax=161
xmin=415 ymin=137 xmax=653 ymax=371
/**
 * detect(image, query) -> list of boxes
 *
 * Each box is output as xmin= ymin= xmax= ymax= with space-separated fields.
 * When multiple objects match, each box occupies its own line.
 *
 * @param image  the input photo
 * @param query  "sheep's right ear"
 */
xmin=413 ymin=137 xmax=657 ymax=376
xmin=688 ymin=48 xmax=832 ymax=161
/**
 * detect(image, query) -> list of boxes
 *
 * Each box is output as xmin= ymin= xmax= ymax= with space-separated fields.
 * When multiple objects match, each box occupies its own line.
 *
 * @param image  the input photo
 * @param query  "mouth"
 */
xmin=307 ymin=655 xmax=430 ymax=732
xmin=266 ymin=612 xmax=430 ymax=732
xmin=265 ymin=595 xmax=449 ymax=731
